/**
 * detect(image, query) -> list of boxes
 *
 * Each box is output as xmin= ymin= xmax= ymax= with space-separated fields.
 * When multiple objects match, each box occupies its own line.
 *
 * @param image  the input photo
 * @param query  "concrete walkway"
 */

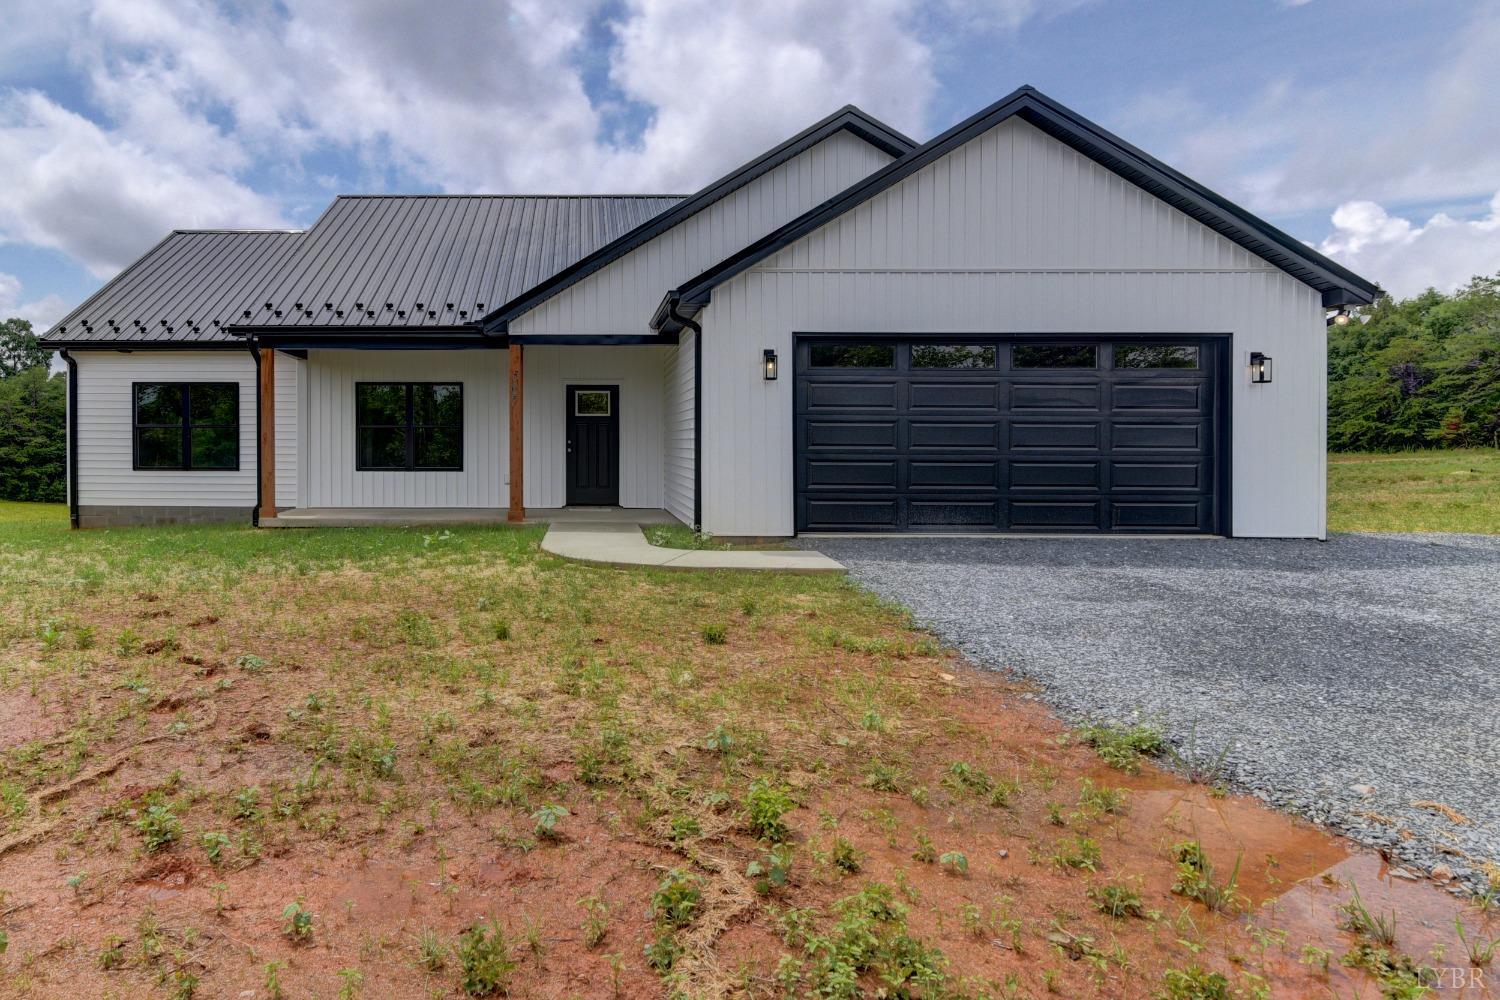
xmin=542 ymin=521 xmax=844 ymax=573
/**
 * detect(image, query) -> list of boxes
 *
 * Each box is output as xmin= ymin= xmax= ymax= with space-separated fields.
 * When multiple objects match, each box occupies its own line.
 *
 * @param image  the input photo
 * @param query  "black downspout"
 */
xmin=666 ymin=297 xmax=704 ymax=532
xmin=60 ymin=349 xmax=80 ymax=529
xmin=249 ymin=338 xmax=261 ymax=527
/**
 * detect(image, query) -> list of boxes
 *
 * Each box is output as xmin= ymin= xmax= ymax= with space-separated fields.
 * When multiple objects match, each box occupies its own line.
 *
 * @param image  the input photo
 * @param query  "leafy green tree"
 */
xmin=1328 ymin=274 xmax=1500 ymax=450
xmin=0 ymin=317 xmax=49 ymax=379
xmin=0 ymin=365 xmax=66 ymax=502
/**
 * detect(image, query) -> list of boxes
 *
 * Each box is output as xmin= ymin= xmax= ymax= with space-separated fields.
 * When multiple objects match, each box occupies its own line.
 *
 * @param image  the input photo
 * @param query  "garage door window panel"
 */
xmin=912 ymin=344 xmax=997 ymax=369
xmin=809 ymin=344 xmax=895 ymax=368
xmin=1013 ymin=344 xmax=1096 ymax=369
xmin=1114 ymin=345 xmax=1199 ymax=369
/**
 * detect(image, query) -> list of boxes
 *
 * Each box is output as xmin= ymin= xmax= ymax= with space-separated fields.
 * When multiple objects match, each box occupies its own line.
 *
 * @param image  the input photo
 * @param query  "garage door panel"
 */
xmin=805 ymin=460 xmax=897 ymax=488
xmin=1010 ymin=422 xmax=1099 ymax=450
xmin=1009 ymin=501 xmax=1101 ymax=528
xmin=1111 ymin=500 xmax=1207 ymax=530
xmin=908 ymin=461 xmax=999 ymax=488
xmin=1111 ymin=460 xmax=1206 ymax=490
xmin=805 ymin=420 xmax=897 ymax=449
xmin=795 ymin=337 xmax=1219 ymax=534
xmin=909 ymin=381 xmax=999 ymax=410
xmin=1011 ymin=383 xmax=1101 ymax=410
xmin=806 ymin=381 xmax=897 ymax=410
xmin=1010 ymin=461 xmax=1101 ymax=490
xmin=1112 ymin=422 xmax=1202 ymax=451
xmin=1113 ymin=382 xmax=1203 ymax=410
xmin=801 ymin=498 xmax=897 ymax=528
xmin=909 ymin=421 xmax=999 ymax=450
xmin=907 ymin=499 xmax=1000 ymax=527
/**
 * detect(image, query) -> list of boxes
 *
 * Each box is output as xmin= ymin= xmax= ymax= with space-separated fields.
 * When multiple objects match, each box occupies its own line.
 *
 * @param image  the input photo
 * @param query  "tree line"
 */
xmin=1329 ymin=274 xmax=1500 ymax=451
xmin=0 ymin=318 xmax=66 ymax=503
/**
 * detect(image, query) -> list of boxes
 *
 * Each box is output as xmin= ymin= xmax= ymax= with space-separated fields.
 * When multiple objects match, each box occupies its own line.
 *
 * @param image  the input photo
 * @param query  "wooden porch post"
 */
xmin=258 ymin=347 xmax=277 ymax=521
xmin=507 ymin=343 xmax=525 ymax=521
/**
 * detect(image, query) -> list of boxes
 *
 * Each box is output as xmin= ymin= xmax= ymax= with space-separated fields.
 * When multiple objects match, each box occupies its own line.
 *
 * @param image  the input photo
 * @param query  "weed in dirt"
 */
xmin=135 ymin=803 xmax=182 ymax=852
xmin=491 ymin=620 xmax=511 ymax=641
xmin=281 ymin=899 xmax=314 ymax=943
xmin=668 ymin=813 xmax=702 ymax=843
xmin=864 ymin=760 xmax=903 ymax=793
xmin=1078 ymin=779 xmax=1128 ymax=817
xmin=1454 ymin=916 xmax=1498 ymax=965
xmin=941 ymin=760 xmax=995 ymax=799
xmin=531 ymin=802 xmax=568 ymax=839
xmin=777 ymin=883 xmax=951 ymax=998
xmin=701 ymin=623 xmax=728 ymax=645
xmin=1075 ymin=722 xmax=1166 ymax=773
xmin=912 ymin=832 xmax=937 ymax=864
xmin=1051 ymin=835 xmax=1102 ymax=872
xmin=745 ymin=777 xmax=795 ymax=842
xmin=1089 ymin=880 xmax=1147 ymax=919
xmin=830 ymin=836 xmax=864 ymax=874
xmin=199 ymin=830 xmax=230 ymax=866
xmin=580 ymin=896 xmax=610 ymax=948
xmin=644 ymin=932 xmax=681 ymax=974
xmin=413 ymin=927 xmax=447 ymax=971
xmin=1336 ymin=883 xmax=1399 ymax=946
xmin=702 ymin=723 xmax=734 ymax=754
xmin=1340 ymin=941 xmax=1435 ymax=999
xmin=1157 ymin=964 xmax=1231 ymax=999
xmin=263 ymin=961 xmax=285 ymax=1000
xmin=336 ymin=967 xmax=364 ymax=999
xmin=650 ymin=869 xmax=702 ymax=929
xmin=1171 ymin=841 xmax=1245 ymax=915
xmin=98 ymin=935 xmax=126 ymax=969
xmin=939 ymin=851 xmax=970 ymax=876
xmin=456 ymin=920 xmax=515 ymax=996
xmin=232 ymin=785 xmax=261 ymax=821
xmin=1299 ymin=943 xmax=1332 ymax=974
xmin=747 ymin=843 xmax=795 ymax=895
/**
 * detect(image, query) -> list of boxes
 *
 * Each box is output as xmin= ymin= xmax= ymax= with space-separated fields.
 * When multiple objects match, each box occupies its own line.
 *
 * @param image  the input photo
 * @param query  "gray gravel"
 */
xmin=806 ymin=532 xmax=1500 ymax=893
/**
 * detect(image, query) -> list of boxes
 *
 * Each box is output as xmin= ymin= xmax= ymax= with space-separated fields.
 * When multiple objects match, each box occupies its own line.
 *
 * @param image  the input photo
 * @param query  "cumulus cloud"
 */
xmin=1319 ymin=193 xmax=1500 ymax=299
xmin=0 ymin=272 xmax=70 ymax=329
xmin=0 ymin=0 xmax=973 ymax=277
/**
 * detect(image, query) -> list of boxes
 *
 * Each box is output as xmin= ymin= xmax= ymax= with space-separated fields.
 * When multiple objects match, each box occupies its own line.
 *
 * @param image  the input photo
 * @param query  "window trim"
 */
xmin=354 ymin=381 xmax=464 ymax=472
xmin=131 ymin=381 xmax=240 ymax=472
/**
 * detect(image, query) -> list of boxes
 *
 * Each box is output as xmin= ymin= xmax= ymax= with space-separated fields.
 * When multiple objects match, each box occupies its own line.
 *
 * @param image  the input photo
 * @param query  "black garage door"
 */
xmin=794 ymin=337 xmax=1225 ymax=533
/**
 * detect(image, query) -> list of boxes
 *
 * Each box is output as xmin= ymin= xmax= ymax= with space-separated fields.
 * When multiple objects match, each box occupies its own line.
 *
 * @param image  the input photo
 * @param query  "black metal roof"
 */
xmin=41 ymin=196 xmax=685 ymax=345
xmin=477 ymin=105 xmax=916 ymax=333
xmin=654 ymin=85 xmax=1382 ymax=332
xmin=43 ymin=230 xmax=305 ymax=345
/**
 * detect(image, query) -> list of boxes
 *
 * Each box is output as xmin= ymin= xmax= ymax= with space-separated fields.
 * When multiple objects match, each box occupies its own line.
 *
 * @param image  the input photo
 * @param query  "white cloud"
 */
xmin=0 ymin=90 xmax=289 ymax=276
xmin=0 ymin=271 xmax=70 ymax=329
xmin=1318 ymin=193 xmax=1500 ymax=298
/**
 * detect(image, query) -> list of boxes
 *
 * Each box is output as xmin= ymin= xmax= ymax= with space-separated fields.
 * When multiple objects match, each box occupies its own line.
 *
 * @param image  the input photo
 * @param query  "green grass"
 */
xmin=1329 ymin=448 xmax=1500 ymax=534
xmin=641 ymin=523 xmax=730 ymax=550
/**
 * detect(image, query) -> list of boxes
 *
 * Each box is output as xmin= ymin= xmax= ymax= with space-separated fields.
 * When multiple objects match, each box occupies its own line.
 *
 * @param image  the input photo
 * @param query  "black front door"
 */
xmin=566 ymin=385 xmax=620 ymax=506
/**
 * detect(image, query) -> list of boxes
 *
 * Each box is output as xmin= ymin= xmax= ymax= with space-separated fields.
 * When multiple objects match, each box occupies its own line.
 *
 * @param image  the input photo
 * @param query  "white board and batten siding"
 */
xmin=274 ymin=352 xmax=300 ymax=509
xmin=521 ymin=345 xmax=668 ymax=509
xmin=698 ymin=116 xmax=1328 ymax=539
xmin=73 ymin=350 xmax=258 ymax=508
xmin=300 ymin=350 xmax=505 ymax=508
xmin=511 ymin=131 xmax=895 ymax=338
xmin=662 ymin=331 xmax=696 ymax=525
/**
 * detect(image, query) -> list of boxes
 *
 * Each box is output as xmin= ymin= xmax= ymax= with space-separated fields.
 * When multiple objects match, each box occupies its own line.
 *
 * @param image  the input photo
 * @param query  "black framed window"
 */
xmin=356 ymin=382 xmax=462 ymax=471
xmin=809 ymin=344 xmax=896 ymax=368
xmin=1113 ymin=344 xmax=1200 ymax=369
xmin=1012 ymin=344 xmax=1097 ymax=369
xmin=133 ymin=383 xmax=239 ymax=470
xmin=911 ymin=344 xmax=997 ymax=369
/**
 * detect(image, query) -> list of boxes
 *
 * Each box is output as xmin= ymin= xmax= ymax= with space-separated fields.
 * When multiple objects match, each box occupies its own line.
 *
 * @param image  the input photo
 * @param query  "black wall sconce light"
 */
xmin=1249 ymin=351 xmax=1273 ymax=384
xmin=763 ymin=348 xmax=779 ymax=380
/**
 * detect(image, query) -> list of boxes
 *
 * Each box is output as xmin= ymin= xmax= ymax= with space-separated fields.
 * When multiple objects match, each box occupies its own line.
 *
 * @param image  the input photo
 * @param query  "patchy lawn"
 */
xmin=1330 ymin=448 xmax=1500 ymax=533
xmin=0 ymin=502 xmax=1492 ymax=998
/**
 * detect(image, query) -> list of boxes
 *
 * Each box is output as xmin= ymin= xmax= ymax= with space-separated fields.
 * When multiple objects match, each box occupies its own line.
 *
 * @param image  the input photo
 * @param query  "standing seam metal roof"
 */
xmin=42 ymin=195 xmax=685 ymax=343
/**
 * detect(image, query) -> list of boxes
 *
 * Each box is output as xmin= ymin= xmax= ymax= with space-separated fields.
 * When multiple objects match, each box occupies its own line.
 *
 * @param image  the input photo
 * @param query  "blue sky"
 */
xmin=2 ymin=0 xmax=1498 ymax=330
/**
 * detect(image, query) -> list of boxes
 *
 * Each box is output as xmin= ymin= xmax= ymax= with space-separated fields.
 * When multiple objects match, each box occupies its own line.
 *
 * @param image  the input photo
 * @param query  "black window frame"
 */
xmin=355 ymin=381 xmax=464 ymax=472
xmin=131 ymin=382 xmax=240 ymax=472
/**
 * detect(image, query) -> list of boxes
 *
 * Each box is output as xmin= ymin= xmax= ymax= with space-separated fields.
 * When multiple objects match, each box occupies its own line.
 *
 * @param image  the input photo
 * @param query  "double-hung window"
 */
xmin=356 ymin=382 xmax=463 ymax=471
xmin=133 ymin=383 xmax=239 ymax=470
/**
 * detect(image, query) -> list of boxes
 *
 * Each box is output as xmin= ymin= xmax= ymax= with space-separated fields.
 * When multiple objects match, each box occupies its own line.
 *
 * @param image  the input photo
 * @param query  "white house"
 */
xmin=41 ymin=87 xmax=1379 ymax=537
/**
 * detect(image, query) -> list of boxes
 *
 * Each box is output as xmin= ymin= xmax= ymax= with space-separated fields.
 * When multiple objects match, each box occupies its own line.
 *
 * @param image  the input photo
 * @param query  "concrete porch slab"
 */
xmin=541 ymin=521 xmax=844 ymax=573
xmin=261 ymin=506 xmax=681 ymax=528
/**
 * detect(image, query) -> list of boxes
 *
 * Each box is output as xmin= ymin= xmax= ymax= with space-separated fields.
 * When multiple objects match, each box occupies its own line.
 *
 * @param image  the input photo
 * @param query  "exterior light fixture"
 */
xmin=1249 ymin=351 xmax=1273 ymax=384
xmin=1327 ymin=307 xmax=1351 ymax=327
xmin=763 ymin=348 xmax=779 ymax=380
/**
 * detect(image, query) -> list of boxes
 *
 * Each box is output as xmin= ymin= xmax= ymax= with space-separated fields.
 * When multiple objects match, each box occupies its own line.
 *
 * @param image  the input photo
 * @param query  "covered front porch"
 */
xmin=252 ymin=336 xmax=695 ymax=528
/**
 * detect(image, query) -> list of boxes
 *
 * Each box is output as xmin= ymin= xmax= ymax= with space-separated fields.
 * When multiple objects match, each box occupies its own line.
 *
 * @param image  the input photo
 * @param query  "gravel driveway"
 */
xmin=808 ymin=532 xmax=1500 ymax=892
